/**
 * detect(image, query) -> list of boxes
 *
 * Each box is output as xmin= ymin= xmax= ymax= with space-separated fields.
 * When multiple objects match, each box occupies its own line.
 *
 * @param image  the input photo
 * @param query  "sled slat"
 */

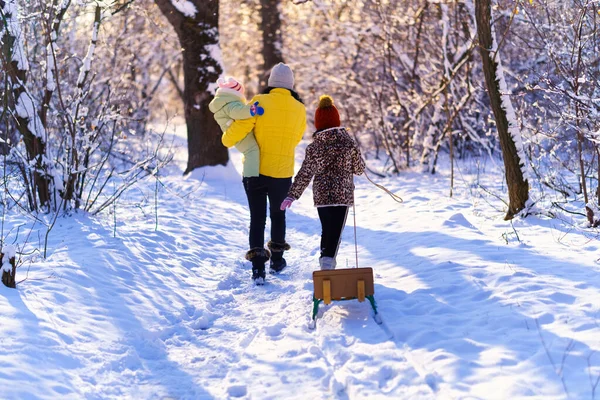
xmin=357 ymin=279 xmax=365 ymax=302
xmin=323 ymin=279 xmax=331 ymax=305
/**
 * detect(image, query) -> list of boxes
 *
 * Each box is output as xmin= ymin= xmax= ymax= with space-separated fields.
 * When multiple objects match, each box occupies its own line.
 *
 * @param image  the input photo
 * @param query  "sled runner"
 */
xmin=310 ymin=267 xmax=381 ymax=328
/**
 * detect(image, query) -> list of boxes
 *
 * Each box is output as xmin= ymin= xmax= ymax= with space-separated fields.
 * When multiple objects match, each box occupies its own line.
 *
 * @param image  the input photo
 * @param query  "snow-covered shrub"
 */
xmin=0 ymin=0 xmax=177 ymax=213
xmin=501 ymin=0 xmax=600 ymax=216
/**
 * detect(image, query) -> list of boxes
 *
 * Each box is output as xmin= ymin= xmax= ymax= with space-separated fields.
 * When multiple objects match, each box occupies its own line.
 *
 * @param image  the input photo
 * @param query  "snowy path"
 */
xmin=1 ymin=133 xmax=600 ymax=399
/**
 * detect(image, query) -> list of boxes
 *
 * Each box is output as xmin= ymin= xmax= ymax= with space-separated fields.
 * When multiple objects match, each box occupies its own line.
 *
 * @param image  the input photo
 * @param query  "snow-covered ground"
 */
xmin=1 ymin=124 xmax=599 ymax=399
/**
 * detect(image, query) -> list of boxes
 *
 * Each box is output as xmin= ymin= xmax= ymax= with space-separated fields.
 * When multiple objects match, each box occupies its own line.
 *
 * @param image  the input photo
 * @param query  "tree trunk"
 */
xmin=1 ymin=253 xmax=16 ymax=289
xmin=259 ymin=0 xmax=284 ymax=90
xmin=1 ymin=0 xmax=51 ymax=209
xmin=154 ymin=0 xmax=228 ymax=174
xmin=475 ymin=0 xmax=528 ymax=220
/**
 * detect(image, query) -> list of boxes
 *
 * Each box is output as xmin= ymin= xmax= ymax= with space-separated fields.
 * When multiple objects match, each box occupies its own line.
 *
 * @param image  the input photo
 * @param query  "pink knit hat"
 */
xmin=217 ymin=77 xmax=244 ymax=95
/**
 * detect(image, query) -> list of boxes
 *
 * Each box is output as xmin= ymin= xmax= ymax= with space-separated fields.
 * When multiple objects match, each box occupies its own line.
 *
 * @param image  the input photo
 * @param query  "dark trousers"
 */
xmin=317 ymin=206 xmax=349 ymax=258
xmin=243 ymin=175 xmax=291 ymax=250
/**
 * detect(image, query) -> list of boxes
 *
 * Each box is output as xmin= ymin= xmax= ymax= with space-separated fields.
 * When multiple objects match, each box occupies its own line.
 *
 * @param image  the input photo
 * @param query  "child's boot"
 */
xmin=319 ymin=256 xmax=337 ymax=270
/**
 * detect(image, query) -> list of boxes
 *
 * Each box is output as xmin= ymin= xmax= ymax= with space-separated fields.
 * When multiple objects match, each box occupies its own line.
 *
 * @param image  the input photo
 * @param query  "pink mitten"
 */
xmin=280 ymin=197 xmax=294 ymax=210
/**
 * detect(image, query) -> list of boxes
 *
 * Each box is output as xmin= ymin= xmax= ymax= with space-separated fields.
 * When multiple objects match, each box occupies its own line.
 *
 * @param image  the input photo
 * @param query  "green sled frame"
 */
xmin=311 ymin=294 xmax=379 ymax=321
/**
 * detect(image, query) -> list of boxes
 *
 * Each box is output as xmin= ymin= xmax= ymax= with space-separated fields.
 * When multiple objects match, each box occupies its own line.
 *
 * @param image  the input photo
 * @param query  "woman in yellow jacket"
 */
xmin=222 ymin=63 xmax=306 ymax=284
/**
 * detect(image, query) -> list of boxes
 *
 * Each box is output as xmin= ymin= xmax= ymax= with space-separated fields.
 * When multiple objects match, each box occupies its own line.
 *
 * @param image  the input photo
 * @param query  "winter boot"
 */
xmin=245 ymin=248 xmax=271 ymax=285
xmin=319 ymin=256 xmax=337 ymax=270
xmin=267 ymin=241 xmax=291 ymax=274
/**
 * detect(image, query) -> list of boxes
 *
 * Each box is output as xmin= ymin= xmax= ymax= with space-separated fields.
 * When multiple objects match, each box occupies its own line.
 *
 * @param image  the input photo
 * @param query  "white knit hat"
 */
xmin=267 ymin=63 xmax=294 ymax=90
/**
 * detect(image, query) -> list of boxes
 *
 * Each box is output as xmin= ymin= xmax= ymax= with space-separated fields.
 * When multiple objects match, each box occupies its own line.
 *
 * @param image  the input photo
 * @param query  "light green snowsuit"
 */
xmin=209 ymin=90 xmax=260 ymax=177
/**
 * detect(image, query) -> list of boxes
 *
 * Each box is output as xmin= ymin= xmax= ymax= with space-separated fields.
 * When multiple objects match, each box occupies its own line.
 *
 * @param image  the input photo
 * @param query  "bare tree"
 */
xmin=475 ymin=0 xmax=528 ymax=220
xmin=154 ymin=0 xmax=227 ymax=174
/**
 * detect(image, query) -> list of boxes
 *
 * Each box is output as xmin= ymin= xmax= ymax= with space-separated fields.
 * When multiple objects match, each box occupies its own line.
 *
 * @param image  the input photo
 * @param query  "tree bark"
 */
xmin=154 ymin=0 xmax=228 ymax=174
xmin=1 ymin=0 xmax=51 ymax=209
xmin=475 ymin=0 xmax=528 ymax=220
xmin=0 ymin=253 xmax=16 ymax=289
xmin=259 ymin=0 xmax=284 ymax=90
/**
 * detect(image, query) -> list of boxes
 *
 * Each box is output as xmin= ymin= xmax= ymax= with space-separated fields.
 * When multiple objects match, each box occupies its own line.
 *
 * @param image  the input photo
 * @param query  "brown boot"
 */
xmin=267 ymin=241 xmax=290 ymax=274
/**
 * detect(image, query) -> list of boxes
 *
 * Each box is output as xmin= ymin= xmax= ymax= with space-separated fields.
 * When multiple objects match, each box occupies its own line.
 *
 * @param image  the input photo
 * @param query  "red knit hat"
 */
xmin=314 ymin=95 xmax=340 ymax=131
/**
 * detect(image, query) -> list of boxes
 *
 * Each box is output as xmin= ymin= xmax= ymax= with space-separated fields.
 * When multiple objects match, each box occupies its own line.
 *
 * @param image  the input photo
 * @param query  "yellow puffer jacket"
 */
xmin=222 ymin=88 xmax=306 ymax=178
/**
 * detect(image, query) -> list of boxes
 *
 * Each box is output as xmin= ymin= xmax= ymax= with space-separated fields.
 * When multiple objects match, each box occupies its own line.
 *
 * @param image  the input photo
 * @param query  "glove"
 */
xmin=280 ymin=197 xmax=294 ymax=210
xmin=249 ymin=101 xmax=264 ymax=117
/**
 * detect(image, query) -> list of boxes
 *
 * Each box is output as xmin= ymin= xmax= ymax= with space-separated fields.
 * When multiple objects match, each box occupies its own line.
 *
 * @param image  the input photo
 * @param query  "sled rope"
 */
xmin=352 ymin=170 xmax=402 ymax=268
xmin=364 ymin=171 xmax=404 ymax=204
xmin=353 ymin=202 xmax=359 ymax=268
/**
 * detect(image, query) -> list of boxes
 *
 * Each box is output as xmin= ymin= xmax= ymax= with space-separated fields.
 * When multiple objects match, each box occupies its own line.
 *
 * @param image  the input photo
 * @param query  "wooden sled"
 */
xmin=311 ymin=267 xmax=380 ymax=328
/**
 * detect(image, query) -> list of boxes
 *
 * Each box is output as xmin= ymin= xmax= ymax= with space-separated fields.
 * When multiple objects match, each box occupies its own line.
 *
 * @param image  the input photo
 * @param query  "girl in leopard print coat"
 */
xmin=280 ymin=95 xmax=365 ymax=270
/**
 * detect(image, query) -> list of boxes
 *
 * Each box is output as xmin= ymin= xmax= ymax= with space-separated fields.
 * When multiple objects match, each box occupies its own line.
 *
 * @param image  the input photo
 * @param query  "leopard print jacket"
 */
xmin=288 ymin=127 xmax=365 ymax=207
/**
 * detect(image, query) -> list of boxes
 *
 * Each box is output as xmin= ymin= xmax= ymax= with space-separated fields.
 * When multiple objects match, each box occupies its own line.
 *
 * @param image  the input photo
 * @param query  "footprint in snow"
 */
xmin=548 ymin=292 xmax=576 ymax=304
xmin=227 ymin=384 xmax=247 ymax=398
xmin=264 ymin=322 xmax=285 ymax=338
xmin=536 ymin=312 xmax=555 ymax=325
xmin=425 ymin=372 xmax=441 ymax=392
xmin=217 ymin=274 xmax=243 ymax=290
xmin=377 ymin=365 xmax=397 ymax=390
xmin=410 ymin=195 xmax=430 ymax=202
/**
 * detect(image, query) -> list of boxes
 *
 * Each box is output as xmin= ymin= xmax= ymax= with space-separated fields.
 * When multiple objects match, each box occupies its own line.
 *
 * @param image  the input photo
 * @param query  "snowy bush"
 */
xmin=0 ymin=0 xmax=177 ymax=213
xmin=498 ymin=0 xmax=600 ymax=219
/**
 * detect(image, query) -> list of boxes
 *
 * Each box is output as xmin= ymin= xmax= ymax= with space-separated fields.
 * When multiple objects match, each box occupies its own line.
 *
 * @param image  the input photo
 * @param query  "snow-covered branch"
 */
xmin=77 ymin=5 xmax=101 ymax=88
xmin=490 ymin=15 xmax=532 ymax=183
